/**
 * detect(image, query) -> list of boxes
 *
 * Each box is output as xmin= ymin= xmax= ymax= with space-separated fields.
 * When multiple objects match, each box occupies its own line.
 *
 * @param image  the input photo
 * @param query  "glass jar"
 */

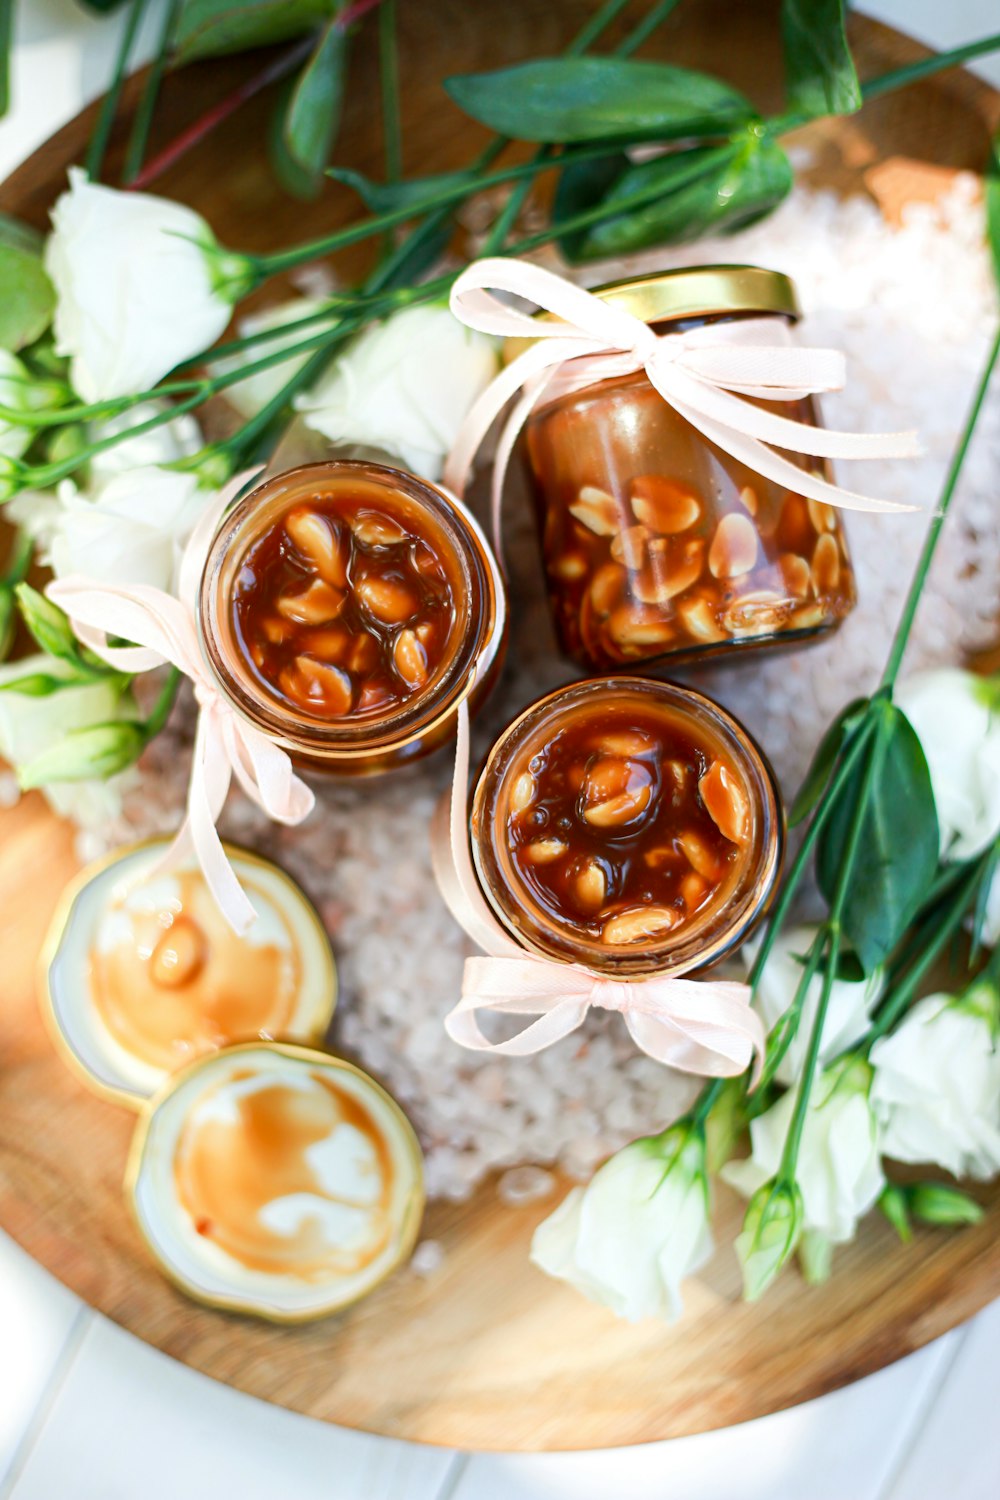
xmin=470 ymin=677 xmax=782 ymax=978
xmin=200 ymin=461 xmax=505 ymax=775
xmin=521 ymin=265 xmax=857 ymax=671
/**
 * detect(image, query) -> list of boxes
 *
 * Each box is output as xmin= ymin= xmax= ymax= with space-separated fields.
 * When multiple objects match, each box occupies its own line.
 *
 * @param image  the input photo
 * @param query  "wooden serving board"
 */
xmin=1 ymin=0 xmax=999 ymax=1454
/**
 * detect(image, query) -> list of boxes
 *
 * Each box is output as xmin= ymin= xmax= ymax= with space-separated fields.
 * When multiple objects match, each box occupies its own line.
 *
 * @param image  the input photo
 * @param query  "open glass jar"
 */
xmin=521 ymin=265 xmax=857 ymax=671
xmin=470 ymin=677 xmax=782 ymax=978
xmin=200 ymin=461 xmax=505 ymax=775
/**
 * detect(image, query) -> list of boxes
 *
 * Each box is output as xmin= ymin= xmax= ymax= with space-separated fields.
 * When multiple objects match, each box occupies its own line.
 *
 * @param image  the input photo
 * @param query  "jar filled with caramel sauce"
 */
xmin=471 ymin=678 xmax=782 ymax=978
xmin=521 ymin=266 xmax=857 ymax=671
xmin=200 ymin=461 xmax=504 ymax=775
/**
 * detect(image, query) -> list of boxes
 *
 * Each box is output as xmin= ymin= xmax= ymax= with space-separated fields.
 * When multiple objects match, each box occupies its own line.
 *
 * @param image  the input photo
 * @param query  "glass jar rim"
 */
xmin=471 ymin=676 xmax=784 ymax=978
xmin=198 ymin=460 xmax=502 ymax=761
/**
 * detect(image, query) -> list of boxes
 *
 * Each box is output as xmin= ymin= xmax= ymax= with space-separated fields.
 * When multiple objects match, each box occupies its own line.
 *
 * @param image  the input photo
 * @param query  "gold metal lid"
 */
xmin=585 ymin=264 xmax=800 ymax=324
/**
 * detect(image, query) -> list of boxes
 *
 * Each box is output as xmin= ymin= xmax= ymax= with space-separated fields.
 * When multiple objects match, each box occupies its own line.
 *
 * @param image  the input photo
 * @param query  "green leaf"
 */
xmin=781 ymin=0 xmax=861 ymax=119
xmin=987 ymin=128 xmax=1000 ymax=294
xmin=817 ymin=705 xmax=940 ymax=975
xmin=878 ymin=1184 xmax=912 ymax=1243
xmin=551 ymin=149 xmax=630 ymax=260
xmin=0 ymin=585 xmax=14 ymax=660
xmin=908 ymin=1182 xmax=984 ymax=1228
xmin=327 ymin=164 xmax=474 ymax=215
xmin=174 ymin=0 xmax=337 ymax=63
xmin=282 ymin=17 xmax=346 ymax=183
xmin=791 ymin=697 xmax=870 ymax=827
xmin=444 ymin=57 xmax=758 ymax=144
xmin=563 ymin=136 xmax=793 ymax=262
xmin=0 ymin=235 xmax=56 ymax=352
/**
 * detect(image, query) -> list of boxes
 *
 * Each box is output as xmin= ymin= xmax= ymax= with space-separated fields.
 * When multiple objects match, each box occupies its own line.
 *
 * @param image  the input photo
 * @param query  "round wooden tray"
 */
xmin=1 ymin=0 xmax=999 ymax=1455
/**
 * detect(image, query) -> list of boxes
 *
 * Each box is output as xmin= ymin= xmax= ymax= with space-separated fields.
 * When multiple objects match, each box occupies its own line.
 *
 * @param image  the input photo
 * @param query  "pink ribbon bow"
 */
xmin=442 ymin=256 xmax=920 ymax=550
xmin=432 ymin=701 xmax=765 ymax=1082
xmin=47 ymin=471 xmax=315 ymax=935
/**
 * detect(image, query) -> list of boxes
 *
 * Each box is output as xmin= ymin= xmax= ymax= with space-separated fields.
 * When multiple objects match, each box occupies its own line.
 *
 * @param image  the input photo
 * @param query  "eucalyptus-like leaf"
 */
xmin=781 ymin=0 xmax=860 ymax=119
xmin=563 ymin=135 xmax=793 ymax=262
xmin=817 ymin=705 xmax=939 ymax=976
xmin=0 ymin=226 xmax=55 ymax=352
xmin=790 ymin=696 xmax=870 ymax=826
xmin=282 ymin=17 xmax=346 ymax=182
xmin=986 ymin=128 xmax=1000 ymax=293
xmin=328 ymin=165 xmax=475 ymax=214
xmin=174 ymin=0 xmax=337 ymax=63
xmin=444 ymin=57 xmax=757 ymax=144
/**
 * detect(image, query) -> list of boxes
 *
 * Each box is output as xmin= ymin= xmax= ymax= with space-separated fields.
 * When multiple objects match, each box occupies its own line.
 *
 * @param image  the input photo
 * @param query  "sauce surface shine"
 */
xmin=505 ymin=703 xmax=751 ymax=948
xmin=231 ymin=492 xmax=458 ymax=722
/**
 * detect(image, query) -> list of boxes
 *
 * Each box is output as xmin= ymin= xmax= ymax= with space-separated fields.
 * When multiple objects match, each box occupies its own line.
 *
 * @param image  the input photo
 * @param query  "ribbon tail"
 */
xmin=186 ymin=709 xmax=258 ymax=935
xmin=445 ymin=965 xmax=589 ymax=1055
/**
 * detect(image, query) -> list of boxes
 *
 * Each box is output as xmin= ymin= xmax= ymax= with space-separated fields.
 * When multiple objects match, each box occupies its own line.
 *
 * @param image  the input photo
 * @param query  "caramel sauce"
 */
xmin=174 ymin=1070 xmax=395 ymax=1281
xmin=505 ymin=701 xmax=748 ymax=946
xmin=90 ymin=872 xmax=300 ymax=1070
xmin=231 ymin=491 xmax=460 ymax=722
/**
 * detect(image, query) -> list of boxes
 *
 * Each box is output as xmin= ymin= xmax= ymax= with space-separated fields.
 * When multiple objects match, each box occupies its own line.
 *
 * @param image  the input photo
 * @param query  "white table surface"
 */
xmin=0 ymin=4 xmax=998 ymax=1497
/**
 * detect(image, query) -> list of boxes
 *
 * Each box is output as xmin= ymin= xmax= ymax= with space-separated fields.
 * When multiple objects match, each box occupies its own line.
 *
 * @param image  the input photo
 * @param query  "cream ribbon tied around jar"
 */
xmin=47 ymin=471 xmax=315 ymax=936
xmin=434 ymin=701 xmax=765 ymax=1081
xmin=442 ymin=255 xmax=920 ymax=543
xmin=433 ymin=254 xmax=923 ymax=1082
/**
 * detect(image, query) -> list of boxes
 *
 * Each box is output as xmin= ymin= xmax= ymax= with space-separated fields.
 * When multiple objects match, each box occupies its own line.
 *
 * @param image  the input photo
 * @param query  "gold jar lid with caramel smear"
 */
xmin=126 ymin=1043 xmax=424 ymax=1321
xmin=40 ymin=839 xmax=337 ymax=1109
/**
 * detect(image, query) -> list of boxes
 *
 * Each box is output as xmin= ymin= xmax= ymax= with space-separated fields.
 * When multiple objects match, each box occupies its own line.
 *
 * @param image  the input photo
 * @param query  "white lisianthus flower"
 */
xmin=530 ymin=1125 xmax=712 ymax=1323
xmin=894 ymin=668 xmax=1000 ymax=862
xmin=870 ymin=986 xmax=1000 ymax=1180
xmin=89 ymin=400 xmax=202 ymax=478
xmin=723 ymin=1057 xmax=885 ymax=1244
xmin=14 ymin=464 xmax=208 ymax=594
xmin=45 ymin=168 xmax=250 ymax=401
xmin=745 ymin=924 xmax=884 ymax=1086
xmin=216 ymin=296 xmax=328 ymax=419
xmin=295 ymin=303 xmax=499 ymax=481
xmin=0 ymin=655 xmax=139 ymax=827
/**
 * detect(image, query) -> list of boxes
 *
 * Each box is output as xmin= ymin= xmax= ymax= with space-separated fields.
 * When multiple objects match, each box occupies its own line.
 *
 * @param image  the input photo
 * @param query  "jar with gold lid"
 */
xmin=199 ymin=460 xmax=505 ymax=775
xmin=470 ymin=676 xmax=782 ymax=979
xmin=520 ymin=265 xmax=857 ymax=671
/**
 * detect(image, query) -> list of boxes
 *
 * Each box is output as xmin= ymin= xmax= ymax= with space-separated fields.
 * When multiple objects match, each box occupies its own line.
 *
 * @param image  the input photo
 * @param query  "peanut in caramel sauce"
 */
xmin=505 ymin=703 xmax=751 ymax=946
xmin=231 ymin=492 xmax=460 ymax=721
xmin=174 ymin=1071 xmax=395 ymax=1280
xmin=89 ymin=872 xmax=300 ymax=1070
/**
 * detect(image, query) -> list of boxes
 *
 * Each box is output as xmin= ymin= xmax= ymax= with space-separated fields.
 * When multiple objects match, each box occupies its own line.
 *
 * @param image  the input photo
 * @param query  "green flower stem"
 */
xmin=882 ymin=326 xmax=1000 ymax=689
xmin=777 ymin=716 xmax=889 ymax=1182
xmin=122 ymin=0 xmax=183 ymax=185
xmin=568 ymin=0 xmax=632 ymax=55
xmin=868 ymin=850 xmax=992 ymax=1044
xmin=378 ymin=0 xmax=402 ymax=185
xmin=615 ymin=0 xmax=684 ymax=58
xmin=0 ymin=0 xmax=12 ymax=119
xmin=2 ymin=526 xmax=33 ymax=584
xmin=755 ymin=926 xmax=829 ymax=1096
xmin=85 ymin=0 xmax=153 ymax=182
xmin=747 ymin=715 xmax=877 ymax=990
xmin=143 ymin=665 xmax=181 ymax=739
xmin=861 ymin=31 xmax=1000 ymax=103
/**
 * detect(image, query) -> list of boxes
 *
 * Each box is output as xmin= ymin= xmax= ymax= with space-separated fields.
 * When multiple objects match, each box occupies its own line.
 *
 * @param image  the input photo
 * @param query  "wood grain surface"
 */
xmin=0 ymin=0 xmax=998 ymax=1454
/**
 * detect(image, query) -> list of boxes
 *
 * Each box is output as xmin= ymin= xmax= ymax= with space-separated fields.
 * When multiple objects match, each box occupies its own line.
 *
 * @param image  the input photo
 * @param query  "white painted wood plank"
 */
xmin=0 ymin=1230 xmax=83 ymax=1490
xmin=882 ymin=1302 xmax=1000 ymax=1500
xmin=8 ymin=1315 xmax=457 ymax=1500
xmin=452 ymin=1333 xmax=960 ymax=1500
